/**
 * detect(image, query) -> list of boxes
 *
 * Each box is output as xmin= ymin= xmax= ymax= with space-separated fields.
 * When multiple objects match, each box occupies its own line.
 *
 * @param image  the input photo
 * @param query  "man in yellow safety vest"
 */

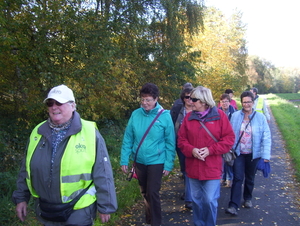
xmin=250 ymin=87 xmax=270 ymax=123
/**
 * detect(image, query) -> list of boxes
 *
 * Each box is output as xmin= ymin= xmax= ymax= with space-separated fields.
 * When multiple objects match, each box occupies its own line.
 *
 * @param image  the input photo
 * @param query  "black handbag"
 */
xmin=39 ymin=182 xmax=93 ymax=222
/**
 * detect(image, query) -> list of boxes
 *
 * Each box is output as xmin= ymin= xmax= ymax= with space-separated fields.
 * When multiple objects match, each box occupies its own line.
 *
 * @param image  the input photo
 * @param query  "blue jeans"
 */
xmin=177 ymin=147 xmax=192 ymax=202
xmin=222 ymin=161 xmax=233 ymax=181
xmin=189 ymin=178 xmax=220 ymax=226
xmin=183 ymin=172 xmax=192 ymax=202
xmin=229 ymin=154 xmax=260 ymax=209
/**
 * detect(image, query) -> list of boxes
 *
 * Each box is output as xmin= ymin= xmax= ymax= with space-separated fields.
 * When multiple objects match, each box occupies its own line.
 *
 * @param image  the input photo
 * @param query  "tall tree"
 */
xmin=185 ymin=7 xmax=248 ymax=98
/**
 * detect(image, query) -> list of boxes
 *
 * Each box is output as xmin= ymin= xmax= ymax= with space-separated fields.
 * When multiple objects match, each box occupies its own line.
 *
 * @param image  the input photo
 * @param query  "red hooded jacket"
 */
xmin=177 ymin=107 xmax=235 ymax=180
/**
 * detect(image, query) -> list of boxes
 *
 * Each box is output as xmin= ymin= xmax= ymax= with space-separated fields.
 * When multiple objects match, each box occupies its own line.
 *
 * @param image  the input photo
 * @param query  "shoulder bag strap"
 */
xmin=199 ymin=121 xmax=218 ymax=142
xmin=233 ymin=111 xmax=256 ymax=151
xmin=133 ymin=109 xmax=165 ymax=164
xmin=70 ymin=181 xmax=93 ymax=205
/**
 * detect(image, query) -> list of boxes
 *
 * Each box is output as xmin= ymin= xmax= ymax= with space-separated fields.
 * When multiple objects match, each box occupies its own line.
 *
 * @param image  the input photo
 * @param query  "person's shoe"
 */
xmin=180 ymin=193 xmax=185 ymax=200
xmin=185 ymin=202 xmax=193 ymax=210
xmin=225 ymin=180 xmax=232 ymax=187
xmin=225 ymin=206 xmax=238 ymax=215
xmin=220 ymin=179 xmax=226 ymax=186
xmin=244 ymin=200 xmax=253 ymax=208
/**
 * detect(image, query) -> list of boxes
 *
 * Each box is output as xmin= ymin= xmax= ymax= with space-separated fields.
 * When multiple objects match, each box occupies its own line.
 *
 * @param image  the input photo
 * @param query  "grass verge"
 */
xmin=266 ymin=93 xmax=300 ymax=181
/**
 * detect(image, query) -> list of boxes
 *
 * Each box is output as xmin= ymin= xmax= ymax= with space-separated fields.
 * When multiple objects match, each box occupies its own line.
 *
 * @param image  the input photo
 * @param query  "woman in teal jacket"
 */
xmin=120 ymin=83 xmax=175 ymax=226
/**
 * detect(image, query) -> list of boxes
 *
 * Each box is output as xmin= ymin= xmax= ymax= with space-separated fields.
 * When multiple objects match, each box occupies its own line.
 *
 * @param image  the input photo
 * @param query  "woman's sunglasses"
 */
xmin=184 ymin=96 xmax=199 ymax=102
xmin=190 ymin=97 xmax=200 ymax=102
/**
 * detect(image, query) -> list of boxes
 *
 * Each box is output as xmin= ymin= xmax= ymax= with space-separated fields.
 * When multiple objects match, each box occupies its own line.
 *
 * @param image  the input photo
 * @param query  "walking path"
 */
xmin=119 ymin=107 xmax=300 ymax=226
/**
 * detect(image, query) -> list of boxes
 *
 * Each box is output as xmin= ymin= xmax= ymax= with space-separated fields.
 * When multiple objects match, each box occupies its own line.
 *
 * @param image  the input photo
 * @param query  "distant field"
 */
xmin=275 ymin=93 xmax=300 ymax=100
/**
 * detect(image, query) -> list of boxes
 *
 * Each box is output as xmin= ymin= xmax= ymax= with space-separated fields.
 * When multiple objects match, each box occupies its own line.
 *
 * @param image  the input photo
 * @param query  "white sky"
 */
xmin=204 ymin=0 xmax=300 ymax=68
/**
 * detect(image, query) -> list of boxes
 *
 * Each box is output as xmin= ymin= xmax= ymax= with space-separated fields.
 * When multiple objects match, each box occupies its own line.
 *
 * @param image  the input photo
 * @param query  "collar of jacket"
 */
xmin=188 ymin=106 xmax=220 ymax=122
xmin=141 ymin=102 xmax=164 ymax=116
xmin=239 ymin=108 xmax=256 ymax=119
xmin=38 ymin=111 xmax=82 ymax=137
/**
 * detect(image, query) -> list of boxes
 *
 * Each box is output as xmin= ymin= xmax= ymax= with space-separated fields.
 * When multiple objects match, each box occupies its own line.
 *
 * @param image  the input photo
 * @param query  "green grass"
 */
xmin=275 ymin=93 xmax=300 ymax=100
xmin=266 ymin=93 xmax=300 ymax=180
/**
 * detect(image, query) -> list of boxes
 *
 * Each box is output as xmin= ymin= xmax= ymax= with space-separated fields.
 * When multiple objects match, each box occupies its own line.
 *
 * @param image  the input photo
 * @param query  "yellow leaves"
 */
xmin=184 ymin=7 xmax=248 ymax=95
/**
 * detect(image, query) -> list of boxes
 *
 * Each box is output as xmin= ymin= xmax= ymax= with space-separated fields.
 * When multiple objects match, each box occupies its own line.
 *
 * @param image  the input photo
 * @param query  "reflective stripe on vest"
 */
xmin=255 ymin=97 xmax=264 ymax=113
xmin=26 ymin=119 xmax=97 ymax=210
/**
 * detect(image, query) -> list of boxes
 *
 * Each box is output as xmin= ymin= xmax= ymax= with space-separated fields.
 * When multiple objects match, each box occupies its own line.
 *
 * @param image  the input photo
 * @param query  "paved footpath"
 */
xmin=119 ymin=107 xmax=300 ymax=226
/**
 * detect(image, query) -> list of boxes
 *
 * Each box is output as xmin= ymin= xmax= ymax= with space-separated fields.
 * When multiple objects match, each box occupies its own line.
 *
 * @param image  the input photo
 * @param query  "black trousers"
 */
xmin=135 ymin=163 xmax=164 ymax=226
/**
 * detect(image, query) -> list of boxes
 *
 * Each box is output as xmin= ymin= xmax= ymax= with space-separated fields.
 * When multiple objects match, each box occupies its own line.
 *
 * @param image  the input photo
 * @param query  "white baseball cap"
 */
xmin=43 ymin=84 xmax=75 ymax=103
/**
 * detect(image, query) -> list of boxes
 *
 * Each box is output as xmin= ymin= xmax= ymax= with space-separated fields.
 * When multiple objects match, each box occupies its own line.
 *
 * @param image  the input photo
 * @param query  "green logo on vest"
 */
xmin=75 ymin=143 xmax=86 ymax=153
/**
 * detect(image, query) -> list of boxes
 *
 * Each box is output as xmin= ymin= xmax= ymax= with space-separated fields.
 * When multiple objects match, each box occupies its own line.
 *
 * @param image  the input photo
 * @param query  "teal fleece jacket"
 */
xmin=120 ymin=103 xmax=176 ymax=171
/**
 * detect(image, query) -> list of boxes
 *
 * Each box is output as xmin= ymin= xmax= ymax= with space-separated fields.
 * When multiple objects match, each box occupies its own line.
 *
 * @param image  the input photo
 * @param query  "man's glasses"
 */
xmin=221 ymin=100 xmax=229 ymax=103
xmin=184 ymin=96 xmax=190 ymax=99
xmin=46 ymin=100 xmax=63 ymax=107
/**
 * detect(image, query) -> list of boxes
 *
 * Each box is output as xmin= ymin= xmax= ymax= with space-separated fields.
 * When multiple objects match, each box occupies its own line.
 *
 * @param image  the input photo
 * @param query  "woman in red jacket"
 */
xmin=178 ymin=86 xmax=235 ymax=226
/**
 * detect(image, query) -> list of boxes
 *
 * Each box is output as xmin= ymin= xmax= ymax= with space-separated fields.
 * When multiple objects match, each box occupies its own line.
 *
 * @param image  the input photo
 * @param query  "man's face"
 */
xmin=250 ymin=89 xmax=256 ymax=96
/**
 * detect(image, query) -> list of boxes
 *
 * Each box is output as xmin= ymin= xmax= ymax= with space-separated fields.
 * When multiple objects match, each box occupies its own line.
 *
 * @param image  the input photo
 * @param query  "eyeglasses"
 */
xmin=242 ymin=101 xmax=253 ymax=105
xmin=46 ymin=100 xmax=63 ymax=107
xmin=184 ymin=96 xmax=190 ymax=99
xmin=140 ymin=98 xmax=154 ymax=103
xmin=221 ymin=100 xmax=229 ymax=103
xmin=190 ymin=97 xmax=200 ymax=102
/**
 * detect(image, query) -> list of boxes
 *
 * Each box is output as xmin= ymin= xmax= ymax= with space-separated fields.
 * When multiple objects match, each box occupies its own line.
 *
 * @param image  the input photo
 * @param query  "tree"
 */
xmin=0 ymin=0 xmax=206 ymax=169
xmin=185 ymin=7 xmax=248 ymax=98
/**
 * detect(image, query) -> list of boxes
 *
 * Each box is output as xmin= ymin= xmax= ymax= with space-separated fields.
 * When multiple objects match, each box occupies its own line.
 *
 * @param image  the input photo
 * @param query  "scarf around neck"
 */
xmin=194 ymin=107 xmax=210 ymax=120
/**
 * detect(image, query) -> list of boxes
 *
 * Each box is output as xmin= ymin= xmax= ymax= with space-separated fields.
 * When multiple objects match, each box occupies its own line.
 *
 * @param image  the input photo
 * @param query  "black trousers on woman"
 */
xmin=135 ymin=163 xmax=164 ymax=226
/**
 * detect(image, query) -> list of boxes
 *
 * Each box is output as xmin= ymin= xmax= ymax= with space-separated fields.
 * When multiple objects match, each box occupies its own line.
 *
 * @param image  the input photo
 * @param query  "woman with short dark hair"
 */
xmin=225 ymin=91 xmax=271 ymax=216
xmin=170 ymin=85 xmax=194 ymax=209
xmin=219 ymin=93 xmax=237 ymax=187
xmin=120 ymin=83 xmax=176 ymax=226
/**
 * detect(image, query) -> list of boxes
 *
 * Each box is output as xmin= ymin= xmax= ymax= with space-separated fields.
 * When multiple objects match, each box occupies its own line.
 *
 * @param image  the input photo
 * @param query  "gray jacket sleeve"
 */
xmin=12 ymin=145 xmax=31 ymax=205
xmin=93 ymin=129 xmax=118 ymax=214
xmin=263 ymin=99 xmax=270 ymax=121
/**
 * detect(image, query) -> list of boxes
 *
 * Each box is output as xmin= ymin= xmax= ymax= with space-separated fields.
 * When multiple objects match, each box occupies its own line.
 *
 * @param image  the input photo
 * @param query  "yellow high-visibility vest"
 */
xmin=255 ymin=97 xmax=264 ymax=113
xmin=26 ymin=119 xmax=97 ymax=209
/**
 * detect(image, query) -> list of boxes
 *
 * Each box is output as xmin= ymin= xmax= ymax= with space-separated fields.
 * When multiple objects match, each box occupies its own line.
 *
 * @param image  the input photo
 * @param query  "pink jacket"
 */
xmin=177 ymin=107 xmax=235 ymax=180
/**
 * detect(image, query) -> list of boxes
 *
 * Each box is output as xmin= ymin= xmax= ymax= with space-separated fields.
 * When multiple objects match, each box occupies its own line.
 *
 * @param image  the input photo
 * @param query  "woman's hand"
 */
xmin=192 ymin=147 xmax=209 ymax=161
xmin=16 ymin=201 xmax=27 ymax=222
xmin=99 ymin=213 xmax=111 ymax=223
xmin=199 ymin=147 xmax=210 ymax=160
xmin=163 ymin=170 xmax=170 ymax=176
xmin=121 ymin=165 xmax=128 ymax=173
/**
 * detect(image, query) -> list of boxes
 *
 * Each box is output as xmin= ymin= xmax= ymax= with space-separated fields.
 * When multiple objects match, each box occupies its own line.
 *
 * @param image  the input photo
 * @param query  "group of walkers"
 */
xmin=12 ymin=83 xmax=271 ymax=226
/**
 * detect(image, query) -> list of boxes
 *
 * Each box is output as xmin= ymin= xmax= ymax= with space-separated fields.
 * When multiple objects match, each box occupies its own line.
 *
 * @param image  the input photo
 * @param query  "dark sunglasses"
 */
xmin=46 ymin=100 xmax=63 ymax=107
xmin=190 ymin=97 xmax=200 ymax=102
xmin=184 ymin=96 xmax=190 ymax=99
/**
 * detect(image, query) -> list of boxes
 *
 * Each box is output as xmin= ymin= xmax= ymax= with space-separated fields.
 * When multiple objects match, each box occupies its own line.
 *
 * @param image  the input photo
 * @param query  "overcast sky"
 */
xmin=204 ymin=0 xmax=300 ymax=68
